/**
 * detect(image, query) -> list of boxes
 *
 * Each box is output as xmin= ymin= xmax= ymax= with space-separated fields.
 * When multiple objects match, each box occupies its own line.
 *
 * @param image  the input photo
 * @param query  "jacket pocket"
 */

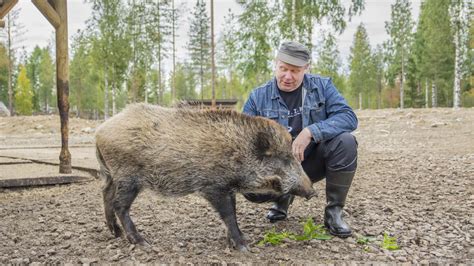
xmin=309 ymin=102 xmax=325 ymax=122
xmin=262 ymin=109 xmax=279 ymax=121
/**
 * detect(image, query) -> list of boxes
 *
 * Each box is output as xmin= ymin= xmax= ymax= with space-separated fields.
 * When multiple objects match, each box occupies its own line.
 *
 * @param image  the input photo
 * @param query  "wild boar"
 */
xmin=95 ymin=103 xmax=315 ymax=251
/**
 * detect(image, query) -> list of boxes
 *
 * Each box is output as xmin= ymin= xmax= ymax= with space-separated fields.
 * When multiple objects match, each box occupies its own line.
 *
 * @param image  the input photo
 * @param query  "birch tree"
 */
xmin=449 ymin=0 xmax=471 ymax=108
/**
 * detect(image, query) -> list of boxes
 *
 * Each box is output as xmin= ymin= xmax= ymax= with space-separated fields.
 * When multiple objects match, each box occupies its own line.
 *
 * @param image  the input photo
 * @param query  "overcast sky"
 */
xmin=4 ymin=0 xmax=421 ymax=70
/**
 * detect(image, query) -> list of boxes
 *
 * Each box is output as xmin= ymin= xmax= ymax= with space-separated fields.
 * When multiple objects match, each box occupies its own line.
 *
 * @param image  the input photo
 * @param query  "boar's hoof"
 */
xmin=237 ymin=245 xmax=250 ymax=252
xmin=127 ymin=233 xmax=150 ymax=247
xmin=107 ymin=223 xmax=122 ymax=238
xmin=226 ymin=234 xmax=249 ymax=252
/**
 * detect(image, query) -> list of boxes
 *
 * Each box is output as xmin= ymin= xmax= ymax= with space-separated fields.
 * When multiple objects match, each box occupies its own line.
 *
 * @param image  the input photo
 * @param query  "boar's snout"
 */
xmin=290 ymin=174 xmax=316 ymax=200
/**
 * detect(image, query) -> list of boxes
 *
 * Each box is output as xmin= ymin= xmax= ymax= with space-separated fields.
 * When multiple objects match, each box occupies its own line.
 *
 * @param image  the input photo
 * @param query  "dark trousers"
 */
xmin=302 ymin=132 xmax=358 ymax=183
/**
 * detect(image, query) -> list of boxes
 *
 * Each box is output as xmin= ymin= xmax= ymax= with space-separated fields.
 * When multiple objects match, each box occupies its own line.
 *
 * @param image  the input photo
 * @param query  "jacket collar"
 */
xmin=271 ymin=74 xmax=316 ymax=100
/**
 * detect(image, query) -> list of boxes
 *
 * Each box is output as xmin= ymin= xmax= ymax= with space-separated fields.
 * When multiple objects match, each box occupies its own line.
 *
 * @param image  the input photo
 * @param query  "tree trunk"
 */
xmin=425 ymin=80 xmax=429 ymax=108
xmin=358 ymin=92 xmax=362 ymax=110
xmin=111 ymin=81 xmax=116 ymax=116
xmin=453 ymin=37 xmax=461 ymax=109
xmin=104 ymin=69 xmax=109 ymax=119
xmin=7 ymin=13 xmax=13 ymax=115
xmin=171 ymin=0 xmax=176 ymax=101
xmin=431 ymin=82 xmax=437 ymax=108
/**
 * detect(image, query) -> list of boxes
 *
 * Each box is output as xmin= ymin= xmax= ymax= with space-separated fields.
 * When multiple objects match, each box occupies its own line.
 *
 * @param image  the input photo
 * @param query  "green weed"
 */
xmin=257 ymin=228 xmax=291 ymax=246
xmin=382 ymin=232 xmax=400 ymax=250
xmin=258 ymin=218 xmax=332 ymax=246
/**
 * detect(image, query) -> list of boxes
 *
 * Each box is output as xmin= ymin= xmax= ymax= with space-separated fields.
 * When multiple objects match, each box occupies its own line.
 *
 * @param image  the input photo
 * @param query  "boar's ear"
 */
xmin=255 ymin=131 xmax=273 ymax=158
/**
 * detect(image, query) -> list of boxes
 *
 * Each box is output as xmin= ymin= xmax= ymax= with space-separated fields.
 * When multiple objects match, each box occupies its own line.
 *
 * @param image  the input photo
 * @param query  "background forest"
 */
xmin=0 ymin=0 xmax=472 ymax=119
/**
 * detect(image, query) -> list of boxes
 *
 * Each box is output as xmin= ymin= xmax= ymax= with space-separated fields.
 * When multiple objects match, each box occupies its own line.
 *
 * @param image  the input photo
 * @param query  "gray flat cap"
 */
xmin=276 ymin=41 xmax=311 ymax=67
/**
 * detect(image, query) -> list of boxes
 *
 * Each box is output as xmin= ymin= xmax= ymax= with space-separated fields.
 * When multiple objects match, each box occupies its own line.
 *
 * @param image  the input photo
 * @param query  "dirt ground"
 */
xmin=0 ymin=108 xmax=473 ymax=264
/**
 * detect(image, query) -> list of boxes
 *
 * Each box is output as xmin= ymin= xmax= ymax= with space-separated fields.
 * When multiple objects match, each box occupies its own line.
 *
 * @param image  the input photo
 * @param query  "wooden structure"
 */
xmin=182 ymin=99 xmax=238 ymax=110
xmin=0 ymin=0 xmax=71 ymax=173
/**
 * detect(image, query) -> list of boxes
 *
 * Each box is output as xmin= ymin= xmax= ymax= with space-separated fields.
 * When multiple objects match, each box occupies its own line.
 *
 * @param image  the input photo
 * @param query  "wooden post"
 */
xmin=32 ymin=0 xmax=71 ymax=173
xmin=54 ymin=0 xmax=70 ymax=173
xmin=0 ymin=20 xmax=4 ymax=28
xmin=0 ymin=0 xmax=18 ymax=18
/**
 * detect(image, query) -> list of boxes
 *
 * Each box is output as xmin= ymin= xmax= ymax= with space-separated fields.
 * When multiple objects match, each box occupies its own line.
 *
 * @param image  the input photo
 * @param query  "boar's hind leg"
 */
xmin=103 ymin=179 xmax=122 ymax=237
xmin=204 ymin=192 xmax=249 ymax=252
xmin=113 ymin=178 xmax=148 ymax=246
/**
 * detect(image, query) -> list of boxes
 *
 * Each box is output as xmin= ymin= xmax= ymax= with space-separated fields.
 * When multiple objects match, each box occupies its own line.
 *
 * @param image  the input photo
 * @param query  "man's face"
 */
xmin=275 ymin=60 xmax=308 ymax=92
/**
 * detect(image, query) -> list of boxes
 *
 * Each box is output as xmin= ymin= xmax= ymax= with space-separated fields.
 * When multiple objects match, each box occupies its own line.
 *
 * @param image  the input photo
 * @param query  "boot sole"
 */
xmin=325 ymin=222 xmax=352 ymax=238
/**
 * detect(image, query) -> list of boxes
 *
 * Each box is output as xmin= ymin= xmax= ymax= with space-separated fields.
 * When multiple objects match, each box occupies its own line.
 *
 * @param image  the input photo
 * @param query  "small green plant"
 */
xmin=356 ymin=235 xmax=375 ymax=245
xmin=257 ymin=228 xmax=291 ymax=246
xmin=258 ymin=218 xmax=332 ymax=246
xmin=291 ymin=217 xmax=332 ymax=241
xmin=382 ymin=232 xmax=400 ymax=250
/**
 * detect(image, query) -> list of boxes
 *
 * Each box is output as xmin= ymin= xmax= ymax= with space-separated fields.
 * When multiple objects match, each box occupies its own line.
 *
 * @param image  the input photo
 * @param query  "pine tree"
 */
xmin=417 ymin=0 xmax=455 ymax=107
xmin=313 ymin=30 xmax=345 ymax=94
xmin=38 ymin=47 xmax=55 ymax=112
xmin=14 ymin=65 xmax=33 ymax=115
xmin=89 ymin=0 xmax=132 ymax=117
xmin=187 ymin=0 xmax=211 ymax=102
xmin=25 ymin=46 xmax=42 ymax=112
xmin=146 ymin=0 xmax=172 ymax=105
xmin=236 ymin=1 xmax=274 ymax=86
xmin=385 ymin=0 xmax=415 ymax=109
xmin=217 ymin=9 xmax=240 ymax=99
xmin=348 ymin=23 xmax=376 ymax=109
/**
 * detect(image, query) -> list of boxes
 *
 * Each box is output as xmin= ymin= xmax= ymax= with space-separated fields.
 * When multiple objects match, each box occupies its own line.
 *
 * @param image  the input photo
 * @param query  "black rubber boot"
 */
xmin=266 ymin=194 xmax=295 ymax=223
xmin=324 ymin=170 xmax=355 ymax=238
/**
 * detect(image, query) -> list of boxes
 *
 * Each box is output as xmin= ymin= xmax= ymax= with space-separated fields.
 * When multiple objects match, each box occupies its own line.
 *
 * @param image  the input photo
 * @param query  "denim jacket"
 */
xmin=243 ymin=74 xmax=358 ymax=143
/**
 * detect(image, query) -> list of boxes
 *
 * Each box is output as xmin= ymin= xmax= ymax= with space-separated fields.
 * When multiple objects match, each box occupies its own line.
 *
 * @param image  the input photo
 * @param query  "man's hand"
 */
xmin=292 ymin=128 xmax=313 ymax=162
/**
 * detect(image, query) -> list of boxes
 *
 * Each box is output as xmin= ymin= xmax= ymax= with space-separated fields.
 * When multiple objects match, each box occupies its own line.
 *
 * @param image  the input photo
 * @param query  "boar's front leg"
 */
xmin=204 ymin=191 xmax=249 ymax=252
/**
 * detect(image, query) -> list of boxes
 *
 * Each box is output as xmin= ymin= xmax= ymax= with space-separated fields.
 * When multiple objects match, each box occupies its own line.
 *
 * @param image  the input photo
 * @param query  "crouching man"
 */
xmin=243 ymin=41 xmax=358 ymax=238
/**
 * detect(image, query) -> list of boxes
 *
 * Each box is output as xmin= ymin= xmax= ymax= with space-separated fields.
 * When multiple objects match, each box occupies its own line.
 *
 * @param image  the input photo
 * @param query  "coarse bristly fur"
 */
xmin=95 ymin=103 xmax=315 ymax=250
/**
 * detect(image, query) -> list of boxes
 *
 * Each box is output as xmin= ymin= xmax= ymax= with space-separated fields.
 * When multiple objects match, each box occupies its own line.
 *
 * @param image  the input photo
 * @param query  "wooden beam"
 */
xmin=31 ymin=0 xmax=60 ymax=29
xmin=0 ymin=0 xmax=18 ymax=19
xmin=0 ymin=175 xmax=91 ymax=188
xmin=0 ymin=19 xmax=4 ymax=28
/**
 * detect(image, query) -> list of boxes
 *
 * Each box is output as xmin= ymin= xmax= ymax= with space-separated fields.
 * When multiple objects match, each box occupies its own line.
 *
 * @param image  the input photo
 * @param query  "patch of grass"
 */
xmin=290 ymin=217 xmax=332 ymax=241
xmin=257 ymin=228 xmax=291 ymax=246
xmin=258 ymin=218 xmax=332 ymax=246
xmin=356 ymin=235 xmax=376 ymax=245
xmin=382 ymin=232 xmax=400 ymax=250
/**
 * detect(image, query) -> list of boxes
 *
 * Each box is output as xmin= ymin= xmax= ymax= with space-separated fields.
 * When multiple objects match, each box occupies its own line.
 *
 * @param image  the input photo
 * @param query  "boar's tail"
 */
xmin=96 ymin=146 xmax=111 ymax=181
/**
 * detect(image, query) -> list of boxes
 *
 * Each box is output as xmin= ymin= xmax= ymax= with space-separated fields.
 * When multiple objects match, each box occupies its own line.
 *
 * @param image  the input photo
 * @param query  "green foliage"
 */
xmin=236 ymin=1 xmax=274 ymax=86
xmin=258 ymin=218 xmax=332 ymax=246
xmin=382 ymin=232 xmax=400 ymax=250
xmin=25 ymin=46 xmax=42 ymax=111
xmin=291 ymin=217 xmax=332 ymax=241
xmin=417 ymin=0 xmax=455 ymax=106
xmin=257 ymin=228 xmax=291 ymax=246
xmin=0 ymin=43 xmax=9 ymax=104
xmin=188 ymin=0 xmax=211 ymax=100
xmin=313 ymin=30 xmax=346 ymax=95
xmin=356 ymin=235 xmax=376 ymax=245
xmin=38 ymin=48 xmax=55 ymax=112
xmin=14 ymin=65 xmax=33 ymax=115
xmin=348 ymin=23 xmax=377 ymax=108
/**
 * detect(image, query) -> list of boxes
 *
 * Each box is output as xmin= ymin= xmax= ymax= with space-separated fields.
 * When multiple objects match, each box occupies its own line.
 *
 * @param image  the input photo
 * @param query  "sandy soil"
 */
xmin=0 ymin=108 xmax=473 ymax=264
